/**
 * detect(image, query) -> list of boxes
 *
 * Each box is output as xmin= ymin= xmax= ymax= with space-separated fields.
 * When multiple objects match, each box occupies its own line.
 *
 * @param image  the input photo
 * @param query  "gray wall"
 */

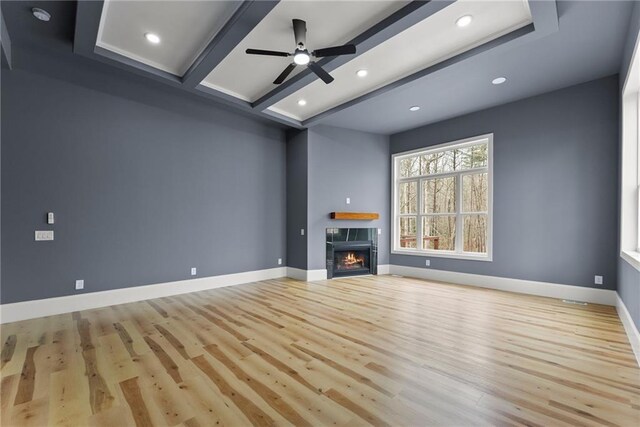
xmin=306 ymin=125 xmax=390 ymax=270
xmin=617 ymin=1 xmax=640 ymax=329
xmin=2 ymin=65 xmax=286 ymax=304
xmin=390 ymin=76 xmax=619 ymax=290
xmin=286 ymin=129 xmax=308 ymax=270
xmin=620 ymin=1 xmax=639 ymax=87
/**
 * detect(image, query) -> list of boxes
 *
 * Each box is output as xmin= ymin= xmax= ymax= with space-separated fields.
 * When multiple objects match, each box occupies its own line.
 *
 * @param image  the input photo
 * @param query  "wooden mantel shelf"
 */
xmin=330 ymin=212 xmax=379 ymax=220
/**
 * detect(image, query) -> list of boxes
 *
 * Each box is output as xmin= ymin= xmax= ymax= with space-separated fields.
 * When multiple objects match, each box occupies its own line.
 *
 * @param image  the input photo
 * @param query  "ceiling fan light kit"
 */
xmin=245 ymin=18 xmax=356 ymax=85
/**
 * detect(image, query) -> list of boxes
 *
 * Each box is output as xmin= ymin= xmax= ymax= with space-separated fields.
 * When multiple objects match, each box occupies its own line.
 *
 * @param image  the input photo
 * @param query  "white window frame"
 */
xmin=392 ymin=134 xmax=493 ymax=261
xmin=620 ymin=28 xmax=640 ymax=272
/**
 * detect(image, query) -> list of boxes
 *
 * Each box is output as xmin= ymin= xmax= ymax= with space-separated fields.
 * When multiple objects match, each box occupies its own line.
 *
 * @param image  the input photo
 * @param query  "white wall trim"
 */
xmin=286 ymin=267 xmax=328 ymax=281
xmin=377 ymin=264 xmax=391 ymax=275
xmin=621 ymin=250 xmax=640 ymax=272
xmin=387 ymin=265 xmax=617 ymax=306
xmin=0 ymin=267 xmax=287 ymax=324
xmin=616 ymin=292 xmax=640 ymax=367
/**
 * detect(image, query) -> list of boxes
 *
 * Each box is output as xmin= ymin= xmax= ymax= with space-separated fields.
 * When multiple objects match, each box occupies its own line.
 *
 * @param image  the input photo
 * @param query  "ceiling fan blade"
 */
xmin=313 ymin=44 xmax=356 ymax=58
xmin=308 ymin=62 xmax=334 ymax=84
xmin=273 ymin=63 xmax=297 ymax=84
xmin=246 ymin=48 xmax=290 ymax=57
xmin=292 ymin=19 xmax=306 ymax=46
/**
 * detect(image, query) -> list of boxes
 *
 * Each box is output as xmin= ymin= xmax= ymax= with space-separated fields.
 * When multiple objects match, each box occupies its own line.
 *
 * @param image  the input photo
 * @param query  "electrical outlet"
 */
xmin=300 ymin=228 xmax=305 ymax=236
xmin=377 ymin=228 xmax=382 ymax=235
xmin=425 ymin=259 xmax=431 ymax=267
xmin=75 ymin=280 xmax=84 ymax=290
xmin=191 ymin=267 xmax=197 ymax=276
xmin=346 ymin=197 xmax=351 ymax=204
xmin=594 ymin=275 xmax=603 ymax=285
xmin=35 ymin=230 xmax=54 ymax=241
xmin=278 ymin=258 xmax=282 ymax=265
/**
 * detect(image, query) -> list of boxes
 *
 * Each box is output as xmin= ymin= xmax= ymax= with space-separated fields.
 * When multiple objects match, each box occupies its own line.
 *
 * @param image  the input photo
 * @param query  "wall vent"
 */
xmin=562 ymin=299 xmax=588 ymax=306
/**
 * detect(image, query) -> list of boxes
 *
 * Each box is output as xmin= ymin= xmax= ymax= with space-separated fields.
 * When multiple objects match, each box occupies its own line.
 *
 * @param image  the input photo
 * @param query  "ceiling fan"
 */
xmin=245 ymin=19 xmax=356 ymax=85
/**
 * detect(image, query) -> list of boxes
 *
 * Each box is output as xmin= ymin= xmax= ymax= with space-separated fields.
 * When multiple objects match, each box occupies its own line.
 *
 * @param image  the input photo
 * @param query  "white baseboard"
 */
xmin=387 ymin=265 xmax=617 ymax=306
xmin=286 ymin=267 xmax=328 ymax=281
xmin=616 ymin=292 xmax=640 ymax=367
xmin=0 ymin=267 xmax=287 ymax=324
xmin=377 ymin=264 xmax=390 ymax=275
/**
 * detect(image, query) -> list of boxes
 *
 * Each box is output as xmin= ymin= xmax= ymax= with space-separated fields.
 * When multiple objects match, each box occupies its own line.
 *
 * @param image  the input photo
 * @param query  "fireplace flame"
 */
xmin=337 ymin=252 xmax=366 ymax=269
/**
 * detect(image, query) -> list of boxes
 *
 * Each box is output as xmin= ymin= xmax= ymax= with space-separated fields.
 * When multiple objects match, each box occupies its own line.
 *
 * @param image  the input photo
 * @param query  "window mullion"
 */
xmin=455 ymin=173 xmax=463 ymax=254
xmin=417 ymin=179 xmax=423 ymax=251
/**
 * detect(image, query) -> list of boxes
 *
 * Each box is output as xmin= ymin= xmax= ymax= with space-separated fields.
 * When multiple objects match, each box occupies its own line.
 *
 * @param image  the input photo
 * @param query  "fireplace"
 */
xmin=326 ymin=228 xmax=378 ymax=279
xmin=332 ymin=242 xmax=372 ymax=277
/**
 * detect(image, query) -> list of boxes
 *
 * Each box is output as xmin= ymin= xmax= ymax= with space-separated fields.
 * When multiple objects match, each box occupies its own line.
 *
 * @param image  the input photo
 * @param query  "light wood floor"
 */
xmin=1 ymin=275 xmax=639 ymax=426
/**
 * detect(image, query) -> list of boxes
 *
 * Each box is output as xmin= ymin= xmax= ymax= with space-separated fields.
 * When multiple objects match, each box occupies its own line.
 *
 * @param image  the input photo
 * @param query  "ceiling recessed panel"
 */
xmin=200 ymin=0 xmax=409 ymax=102
xmin=97 ymin=1 xmax=240 ymax=76
xmin=269 ymin=0 xmax=532 ymax=121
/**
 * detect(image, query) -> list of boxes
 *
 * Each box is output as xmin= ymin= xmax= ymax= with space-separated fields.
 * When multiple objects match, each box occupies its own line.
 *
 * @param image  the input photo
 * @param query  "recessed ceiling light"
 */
xmin=32 ymin=8 xmax=51 ymax=22
xmin=298 ymin=99 xmax=307 ymax=106
xmin=144 ymin=33 xmax=161 ymax=44
xmin=456 ymin=15 xmax=473 ymax=27
xmin=492 ymin=77 xmax=507 ymax=85
xmin=409 ymin=106 xmax=420 ymax=112
xmin=356 ymin=69 xmax=368 ymax=78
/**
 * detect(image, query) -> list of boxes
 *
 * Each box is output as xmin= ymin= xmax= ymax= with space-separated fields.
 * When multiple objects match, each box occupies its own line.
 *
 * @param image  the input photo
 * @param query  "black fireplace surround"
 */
xmin=326 ymin=228 xmax=378 ymax=279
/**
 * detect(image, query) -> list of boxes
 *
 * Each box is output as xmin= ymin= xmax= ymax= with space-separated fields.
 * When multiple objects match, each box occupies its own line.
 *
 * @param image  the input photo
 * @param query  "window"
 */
xmin=620 ymin=33 xmax=640 ymax=271
xmin=392 ymin=134 xmax=493 ymax=260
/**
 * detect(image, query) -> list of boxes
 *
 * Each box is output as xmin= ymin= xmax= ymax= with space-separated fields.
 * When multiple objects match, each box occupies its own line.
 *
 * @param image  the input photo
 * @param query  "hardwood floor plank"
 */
xmin=13 ymin=346 xmax=37 ymax=405
xmin=120 ymin=377 xmax=154 ymax=427
xmin=1 ymin=335 xmax=17 ymax=368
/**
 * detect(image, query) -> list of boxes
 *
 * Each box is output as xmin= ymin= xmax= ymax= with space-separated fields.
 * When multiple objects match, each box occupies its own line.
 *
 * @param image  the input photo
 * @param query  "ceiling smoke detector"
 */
xmin=32 ymin=7 xmax=51 ymax=22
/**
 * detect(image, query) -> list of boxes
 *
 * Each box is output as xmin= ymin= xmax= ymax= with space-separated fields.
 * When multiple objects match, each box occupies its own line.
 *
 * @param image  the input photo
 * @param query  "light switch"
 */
xmin=35 ymin=230 xmax=54 ymax=241
xmin=47 ymin=212 xmax=55 ymax=224
xmin=346 ymin=197 xmax=351 ymax=204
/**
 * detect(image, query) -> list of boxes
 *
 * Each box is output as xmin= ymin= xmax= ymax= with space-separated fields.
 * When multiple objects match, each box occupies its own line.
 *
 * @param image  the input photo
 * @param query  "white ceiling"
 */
xmin=200 ymin=0 xmax=409 ymax=102
xmin=269 ymin=0 xmax=532 ymax=121
xmin=97 ymin=0 xmax=240 ymax=76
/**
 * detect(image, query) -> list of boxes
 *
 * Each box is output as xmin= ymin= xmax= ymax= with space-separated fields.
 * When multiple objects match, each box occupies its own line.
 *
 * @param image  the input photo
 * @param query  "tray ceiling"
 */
xmin=269 ymin=0 xmax=532 ymax=121
xmin=200 ymin=0 xmax=409 ymax=102
xmin=97 ymin=0 xmax=241 ymax=76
